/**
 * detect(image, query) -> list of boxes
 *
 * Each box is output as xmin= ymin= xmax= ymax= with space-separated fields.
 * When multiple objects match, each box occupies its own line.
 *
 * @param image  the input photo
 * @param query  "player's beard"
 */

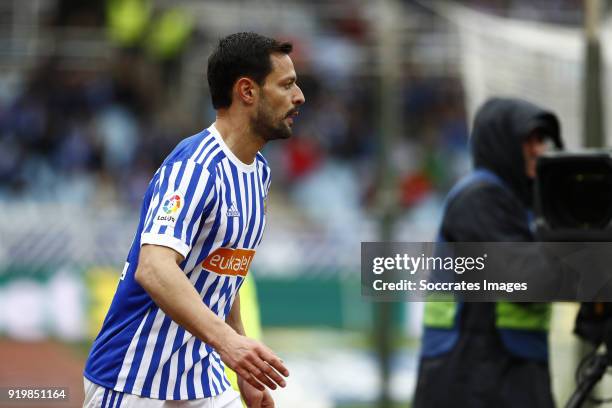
xmin=252 ymin=97 xmax=294 ymax=141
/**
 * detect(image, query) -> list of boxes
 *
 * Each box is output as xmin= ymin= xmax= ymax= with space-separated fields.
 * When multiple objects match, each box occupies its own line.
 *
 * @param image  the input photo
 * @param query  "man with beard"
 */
xmin=84 ymin=32 xmax=305 ymax=408
xmin=413 ymin=98 xmax=563 ymax=407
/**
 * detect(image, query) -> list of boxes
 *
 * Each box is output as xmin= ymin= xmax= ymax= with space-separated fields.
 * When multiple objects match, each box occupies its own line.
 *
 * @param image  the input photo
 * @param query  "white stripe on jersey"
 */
xmin=191 ymin=136 xmax=214 ymax=163
xmin=183 ymin=182 xmax=221 ymax=273
xmin=178 ymin=161 xmax=205 ymax=246
xmin=221 ymin=160 xmax=241 ymax=246
xmin=143 ymin=168 xmax=164 ymax=228
xmin=209 ymin=352 xmax=225 ymax=392
xmin=179 ymin=336 xmax=196 ymax=398
xmin=236 ymin=172 xmax=249 ymax=247
xmin=148 ymin=320 xmax=179 ymax=398
xmin=163 ymin=329 xmax=184 ymax=399
xmin=132 ymin=309 xmax=166 ymax=394
xmin=192 ymin=343 xmax=205 ymax=397
xmin=115 ymin=308 xmax=152 ymax=391
xmin=195 ymin=141 xmax=221 ymax=166
xmin=243 ymin=174 xmax=255 ymax=246
xmin=248 ymin=173 xmax=263 ymax=249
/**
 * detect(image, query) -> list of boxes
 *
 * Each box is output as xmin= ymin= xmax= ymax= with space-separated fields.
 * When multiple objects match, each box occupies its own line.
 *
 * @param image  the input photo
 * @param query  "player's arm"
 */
xmin=226 ymin=293 xmax=276 ymax=408
xmin=226 ymin=292 xmax=246 ymax=335
xmin=135 ymin=244 xmax=288 ymax=391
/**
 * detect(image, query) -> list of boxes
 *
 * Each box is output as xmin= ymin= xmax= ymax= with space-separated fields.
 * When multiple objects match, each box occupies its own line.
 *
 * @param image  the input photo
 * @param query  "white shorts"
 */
xmin=83 ymin=378 xmax=242 ymax=408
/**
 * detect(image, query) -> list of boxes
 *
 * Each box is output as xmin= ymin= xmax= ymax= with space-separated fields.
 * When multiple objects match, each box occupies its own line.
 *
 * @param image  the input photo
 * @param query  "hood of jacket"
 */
xmin=470 ymin=97 xmax=563 ymax=207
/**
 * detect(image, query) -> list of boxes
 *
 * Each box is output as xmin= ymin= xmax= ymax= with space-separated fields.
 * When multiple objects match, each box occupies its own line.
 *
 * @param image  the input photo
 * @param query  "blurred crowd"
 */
xmin=0 ymin=0 xmax=481 ymax=225
xmin=453 ymin=0 xmax=584 ymax=23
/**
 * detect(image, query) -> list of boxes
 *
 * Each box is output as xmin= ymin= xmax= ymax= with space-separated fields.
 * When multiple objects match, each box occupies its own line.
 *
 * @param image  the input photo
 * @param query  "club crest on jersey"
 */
xmin=156 ymin=192 xmax=183 ymax=225
xmin=227 ymin=202 xmax=240 ymax=218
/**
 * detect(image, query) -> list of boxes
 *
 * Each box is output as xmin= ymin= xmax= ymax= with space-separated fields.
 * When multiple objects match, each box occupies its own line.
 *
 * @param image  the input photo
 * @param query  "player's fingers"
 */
xmin=244 ymin=359 xmax=278 ymax=390
xmin=252 ymin=359 xmax=286 ymax=388
xmin=257 ymin=349 xmax=289 ymax=377
xmin=236 ymin=367 xmax=265 ymax=391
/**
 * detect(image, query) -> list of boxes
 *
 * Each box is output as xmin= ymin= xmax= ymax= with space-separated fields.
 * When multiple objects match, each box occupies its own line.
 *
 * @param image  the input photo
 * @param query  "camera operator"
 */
xmin=414 ymin=97 xmax=564 ymax=408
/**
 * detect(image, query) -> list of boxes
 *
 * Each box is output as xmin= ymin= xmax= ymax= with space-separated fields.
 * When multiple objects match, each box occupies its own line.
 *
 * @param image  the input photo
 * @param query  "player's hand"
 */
xmin=217 ymin=333 xmax=289 ymax=391
xmin=238 ymin=375 xmax=275 ymax=408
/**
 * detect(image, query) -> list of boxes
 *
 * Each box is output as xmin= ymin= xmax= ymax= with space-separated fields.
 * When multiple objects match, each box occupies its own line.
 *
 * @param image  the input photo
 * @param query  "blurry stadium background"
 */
xmin=0 ymin=0 xmax=610 ymax=406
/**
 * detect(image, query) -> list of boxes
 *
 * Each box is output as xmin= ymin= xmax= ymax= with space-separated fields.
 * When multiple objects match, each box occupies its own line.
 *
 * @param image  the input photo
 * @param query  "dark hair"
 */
xmin=207 ymin=32 xmax=293 ymax=109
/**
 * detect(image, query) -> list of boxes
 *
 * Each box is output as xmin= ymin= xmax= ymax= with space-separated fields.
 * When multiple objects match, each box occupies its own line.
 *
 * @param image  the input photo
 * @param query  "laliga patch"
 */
xmin=155 ymin=192 xmax=184 ymax=226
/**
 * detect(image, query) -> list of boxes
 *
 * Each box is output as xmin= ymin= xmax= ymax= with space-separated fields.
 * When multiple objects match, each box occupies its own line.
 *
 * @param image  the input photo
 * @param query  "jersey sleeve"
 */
xmin=262 ymin=162 xmax=272 ymax=197
xmin=140 ymin=160 xmax=217 ymax=258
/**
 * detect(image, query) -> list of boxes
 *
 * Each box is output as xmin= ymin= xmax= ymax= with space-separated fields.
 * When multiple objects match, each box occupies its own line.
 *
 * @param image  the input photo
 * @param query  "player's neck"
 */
xmin=214 ymin=112 xmax=264 ymax=165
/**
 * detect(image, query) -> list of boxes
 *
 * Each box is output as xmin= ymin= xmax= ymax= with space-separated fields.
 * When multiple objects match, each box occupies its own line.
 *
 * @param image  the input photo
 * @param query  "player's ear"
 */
xmin=235 ymin=77 xmax=257 ymax=105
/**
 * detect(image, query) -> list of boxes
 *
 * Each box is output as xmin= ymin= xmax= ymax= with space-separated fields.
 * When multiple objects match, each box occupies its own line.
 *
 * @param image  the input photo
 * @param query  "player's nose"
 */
xmin=293 ymin=84 xmax=305 ymax=106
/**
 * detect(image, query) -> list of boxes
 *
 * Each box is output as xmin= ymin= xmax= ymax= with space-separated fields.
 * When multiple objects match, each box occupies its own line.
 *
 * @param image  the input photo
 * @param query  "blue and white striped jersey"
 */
xmin=84 ymin=124 xmax=271 ymax=400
